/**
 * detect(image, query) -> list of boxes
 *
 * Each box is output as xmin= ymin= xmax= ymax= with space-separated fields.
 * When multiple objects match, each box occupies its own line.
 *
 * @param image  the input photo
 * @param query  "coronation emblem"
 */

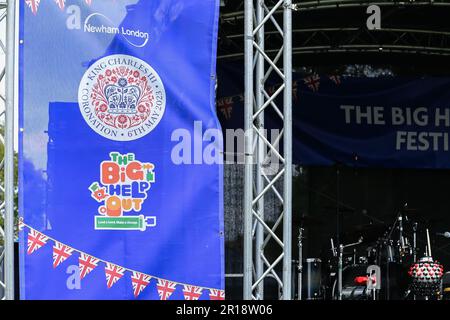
xmin=78 ymin=54 xmax=166 ymax=141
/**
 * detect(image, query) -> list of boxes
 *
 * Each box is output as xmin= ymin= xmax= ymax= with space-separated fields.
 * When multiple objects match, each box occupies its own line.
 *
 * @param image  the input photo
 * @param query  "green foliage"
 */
xmin=0 ymin=124 xmax=19 ymax=244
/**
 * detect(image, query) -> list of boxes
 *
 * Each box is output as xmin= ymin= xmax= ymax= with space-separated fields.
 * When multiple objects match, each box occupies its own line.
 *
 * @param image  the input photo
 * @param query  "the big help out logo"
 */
xmin=79 ymin=54 xmax=166 ymax=231
xmin=89 ymin=152 xmax=157 ymax=231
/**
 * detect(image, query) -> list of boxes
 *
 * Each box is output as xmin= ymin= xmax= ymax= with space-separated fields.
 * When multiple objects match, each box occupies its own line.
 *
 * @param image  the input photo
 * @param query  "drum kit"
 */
xmin=296 ymin=205 xmax=449 ymax=300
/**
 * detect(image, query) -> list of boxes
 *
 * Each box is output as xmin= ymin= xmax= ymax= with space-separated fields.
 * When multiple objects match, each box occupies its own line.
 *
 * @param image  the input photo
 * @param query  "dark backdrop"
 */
xmin=224 ymin=165 xmax=450 ymax=299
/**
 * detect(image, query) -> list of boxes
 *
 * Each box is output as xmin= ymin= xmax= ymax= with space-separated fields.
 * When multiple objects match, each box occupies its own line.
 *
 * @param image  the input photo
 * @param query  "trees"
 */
xmin=0 ymin=124 xmax=19 ymax=243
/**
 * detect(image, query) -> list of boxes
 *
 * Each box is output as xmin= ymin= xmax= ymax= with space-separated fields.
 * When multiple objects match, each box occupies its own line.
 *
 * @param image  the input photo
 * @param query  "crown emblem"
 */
xmin=104 ymin=78 xmax=141 ymax=115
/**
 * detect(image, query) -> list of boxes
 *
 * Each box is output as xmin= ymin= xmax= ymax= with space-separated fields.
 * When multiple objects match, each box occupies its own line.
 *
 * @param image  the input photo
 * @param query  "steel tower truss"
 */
xmin=1 ymin=0 xmax=16 ymax=301
xmin=243 ymin=0 xmax=293 ymax=300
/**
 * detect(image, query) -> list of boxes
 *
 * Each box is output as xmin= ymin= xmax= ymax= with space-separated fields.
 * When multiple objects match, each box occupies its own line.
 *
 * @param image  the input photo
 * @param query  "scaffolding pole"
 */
xmin=243 ymin=0 xmax=293 ymax=300
xmin=255 ymin=0 xmax=266 ymax=300
xmin=243 ymin=0 xmax=254 ymax=300
xmin=4 ymin=0 xmax=16 ymax=300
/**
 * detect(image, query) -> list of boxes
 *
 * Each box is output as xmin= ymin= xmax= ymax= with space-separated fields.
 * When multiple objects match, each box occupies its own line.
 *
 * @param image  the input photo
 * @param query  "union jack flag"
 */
xmin=329 ymin=74 xmax=341 ymax=85
xmin=52 ymin=242 xmax=74 ymax=268
xmin=105 ymin=263 xmax=125 ymax=289
xmin=157 ymin=279 xmax=177 ymax=300
xmin=25 ymin=0 xmax=41 ymax=15
xmin=304 ymin=74 xmax=320 ymax=92
xmin=131 ymin=271 xmax=151 ymax=297
xmin=182 ymin=285 xmax=203 ymax=300
xmin=217 ymin=97 xmax=234 ymax=120
xmin=79 ymin=253 xmax=99 ymax=280
xmin=209 ymin=289 xmax=225 ymax=300
xmin=27 ymin=229 xmax=48 ymax=255
xmin=54 ymin=0 xmax=65 ymax=10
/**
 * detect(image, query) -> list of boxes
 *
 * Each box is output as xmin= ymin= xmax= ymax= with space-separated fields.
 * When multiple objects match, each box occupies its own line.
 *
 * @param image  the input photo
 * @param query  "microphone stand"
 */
xmin=413 ymin=223 xmax=418 ymax=263
xmin=384 ymin=203 xmax=408 ymax=300
xmin=336 ymin=164 xmax=341 ymax=251
xmin=413 ymin=222 xmax=418 ymax=301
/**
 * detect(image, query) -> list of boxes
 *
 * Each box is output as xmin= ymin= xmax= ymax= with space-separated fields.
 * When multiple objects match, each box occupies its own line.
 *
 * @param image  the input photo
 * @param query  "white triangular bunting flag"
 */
xmin=182 ymin=285 xmax=203 ymax=300
xmin=25 ymin=0 xmax=41 ymax=15
xmin=209 ymin=289 xmax=225 ymax=300
xmin=304 ymin=74 xmax=320 ymax=92
xmin=329 ymin=74 xmax=341 ymax=85
xmin=52 ymin=242 xmax=74 ymax=268
xmin=78 ymin=253 xmax=99 ymax=280
xmin=157 ymin=279 xmax=177 ymax=300
xmin=105 ymin=263 xmax=125 ymax=289
xmin=27 ymin=229 xmax=49 ymax=255
xmin=54 ymin=0 xmax=65 ymax=10
xmin=131 ymin=271 xmax=151 ymax=297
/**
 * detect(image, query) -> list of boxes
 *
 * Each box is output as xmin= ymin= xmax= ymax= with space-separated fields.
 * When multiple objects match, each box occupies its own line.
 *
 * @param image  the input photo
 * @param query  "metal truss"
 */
xmin=0 ymin=0 xmax=6 ymax=289
xmin=220 ymin=0 xmax=450 ymax=61
xmin=220 ymin=27 xmax=450 ymax=59
xmin=243 ymin=0 xmax=293 ymax=300
xmin=290 ymin=27 xmax=450 ymax=55
xmin=223 ymin=0 xmax=450 ymax=20
xmin=0 ymin=0 xmax=16 ymax=301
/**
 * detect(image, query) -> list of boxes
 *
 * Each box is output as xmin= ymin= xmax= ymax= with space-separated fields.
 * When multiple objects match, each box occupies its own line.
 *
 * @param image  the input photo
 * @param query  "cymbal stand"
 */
xmin=399 ymin=214 xmax=404 ymax=263
xmin=297 ymin=227 xmax=304 ymax=300
xmin=337 ymin=238 xmax=363 ymax=300
xmin=412 ymin=222 xmax=418 ymax=262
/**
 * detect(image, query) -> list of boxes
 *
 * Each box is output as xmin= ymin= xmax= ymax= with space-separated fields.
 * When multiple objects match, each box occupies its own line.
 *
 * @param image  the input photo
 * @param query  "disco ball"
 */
xmin=408 ymin=257 xmax=444 ymax=297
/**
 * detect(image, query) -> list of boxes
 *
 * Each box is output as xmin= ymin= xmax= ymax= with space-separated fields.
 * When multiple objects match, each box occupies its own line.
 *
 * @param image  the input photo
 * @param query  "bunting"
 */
xmin=131 ymin=272 xmax=151 ymax=297
xmin=52 ymin=242 xmax=74 ymax=268
xmin=25 ymin=0 xmax=96 ymax=15
xmin=54 ymin=0 xmax=65 ymax=10
xmin=304 ymin=74 xmax=321 ymax=92
xmin=183 ymin=285 xmax=203 ymax=300
xmin=25 ymin=0 xmax=41 ymax=15
xmin=216 ymin=76 xmax=347 ymax=121
xmin=79 ymin=253 xmax=100 ymax=280
xmin=209 ymin=288 xmax=225 ymax=300
xmin=217 ymin=97 xmax=234 ymax=120
xmin=157 ymin=279 xmax=177 ymax=300
xmin=27 ymin=229 xmax=49 ymax=255
xmin=19 ymin=219 xmax=224 ymax=300
xmin=329 ymin=74 xmax=341 ymax=85
xmin=105 ymin=263 xmax=125 ymax=289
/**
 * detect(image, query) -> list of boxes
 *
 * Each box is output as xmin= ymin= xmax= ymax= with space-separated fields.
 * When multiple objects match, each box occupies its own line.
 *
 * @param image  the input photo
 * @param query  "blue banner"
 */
xmin=217 ymin=63 xmax=450 ymax=169
xmin=19 ymin=0 xmax=224 ymax=300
